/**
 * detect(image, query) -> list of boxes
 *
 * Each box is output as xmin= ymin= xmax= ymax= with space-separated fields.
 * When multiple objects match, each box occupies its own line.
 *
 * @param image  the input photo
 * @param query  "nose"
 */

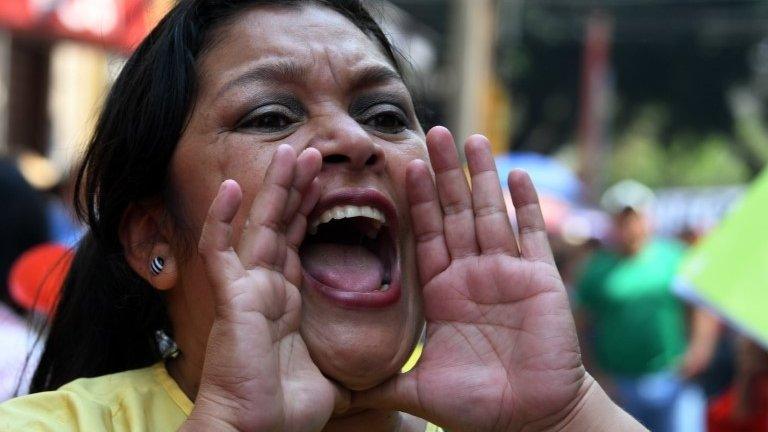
xmin=310 ymin=117 xmax=385 ymax=173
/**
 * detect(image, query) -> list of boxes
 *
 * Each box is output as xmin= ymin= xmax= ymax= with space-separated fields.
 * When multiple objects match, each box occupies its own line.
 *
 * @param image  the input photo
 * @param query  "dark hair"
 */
xmin=30 ymin=0 xmax=405 ymax=393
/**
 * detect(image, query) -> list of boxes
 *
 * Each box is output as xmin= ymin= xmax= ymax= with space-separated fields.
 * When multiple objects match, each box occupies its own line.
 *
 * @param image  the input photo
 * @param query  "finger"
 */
xmin=281 ymin=148 xmax=322 ymax=223
xmin=237 ymin=144 xmax=296 ymax=270
xmin=284 ymin=179 xmax=321 ymax=286
xmin=508 ymin=170 xmax=555 ymax=265
xmin=464 ymin=135 xmax=519 ymax=256
xmin=280 ymin=149 xmax=321 ymax=284
xmin=426 ymin=126 xmax=478 ymax=258
xmin=350 ymin=372 xmax=423 ymax=419
xmin=198 ymin=180 xmax=247 ymax=294
xmin=286 ymin=178 xmax=321 ymax=251
xmin=407 ymin=160 xmax=450 ymax=285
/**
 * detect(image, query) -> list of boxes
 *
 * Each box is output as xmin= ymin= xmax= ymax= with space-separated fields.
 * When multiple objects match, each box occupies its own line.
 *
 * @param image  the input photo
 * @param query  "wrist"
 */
xmin=549 ymin=373 xmax=647 ymax=432
xmin=181 ymin=410 xmax=242 ymax=432
xmin=183 ymin=388 xmax=277 ymax=432
xmin=182 ymin=392 xmax=245 ymax=432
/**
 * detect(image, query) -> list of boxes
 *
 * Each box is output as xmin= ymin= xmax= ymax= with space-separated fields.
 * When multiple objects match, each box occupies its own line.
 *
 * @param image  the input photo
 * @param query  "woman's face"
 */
xmin=168 ymin=5 xmax=427 ymax=390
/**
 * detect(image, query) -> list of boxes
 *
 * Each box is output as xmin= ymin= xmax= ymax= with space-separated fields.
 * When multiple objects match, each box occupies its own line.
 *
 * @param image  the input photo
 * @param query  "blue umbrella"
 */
xmin=493 ymin=152 xmax=582 ymax=203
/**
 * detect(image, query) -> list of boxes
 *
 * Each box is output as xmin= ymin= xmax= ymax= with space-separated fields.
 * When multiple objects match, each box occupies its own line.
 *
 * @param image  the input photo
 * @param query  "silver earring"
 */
xmin=155 ymin=330 xmax=180 ymax=359
xmin=149 ymin=256 xmax=165 ymax=276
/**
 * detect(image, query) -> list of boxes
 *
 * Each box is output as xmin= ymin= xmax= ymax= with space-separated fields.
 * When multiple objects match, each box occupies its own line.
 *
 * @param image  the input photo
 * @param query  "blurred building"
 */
xmin=387 ymin=0 xmax=515 ymax=154
xmin=0 ymin=0 xmax=173 ymax=172
xmin=0 ymin=0 xmax=455 ymax=173
xmin=2 ymin=0 xmax=761 ymax=209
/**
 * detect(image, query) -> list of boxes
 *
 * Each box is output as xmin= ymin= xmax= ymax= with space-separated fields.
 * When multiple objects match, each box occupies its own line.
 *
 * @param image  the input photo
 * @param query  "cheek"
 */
xmin=170 ymin=137 xmax=277 ymax=244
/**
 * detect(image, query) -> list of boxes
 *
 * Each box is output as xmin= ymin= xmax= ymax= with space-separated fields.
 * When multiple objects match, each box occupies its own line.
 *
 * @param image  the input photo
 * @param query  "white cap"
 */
xmin=600 ymin=179 xmax=655 ymax=215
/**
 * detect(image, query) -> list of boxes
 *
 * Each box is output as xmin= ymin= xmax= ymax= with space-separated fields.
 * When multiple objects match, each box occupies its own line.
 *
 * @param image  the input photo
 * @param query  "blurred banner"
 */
xmin=0 ymin=0 xmax=170 ymax=52
xmin=675 ymin=168 xmax=768 ymax=348
xmin=494 ymin=152 xmax=586 ymax=237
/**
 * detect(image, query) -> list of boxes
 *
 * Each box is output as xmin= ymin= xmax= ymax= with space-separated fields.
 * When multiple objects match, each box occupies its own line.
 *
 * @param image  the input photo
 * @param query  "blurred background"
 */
xmin=0 ymin=0 xmax=756 ymax=239
xmin=0 ymin=0 xmax=767 ymax=430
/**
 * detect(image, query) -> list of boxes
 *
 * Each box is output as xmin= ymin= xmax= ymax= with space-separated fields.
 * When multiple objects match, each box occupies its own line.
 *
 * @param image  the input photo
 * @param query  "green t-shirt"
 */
xmin=577 ymin=239 xmax=687 ymax=376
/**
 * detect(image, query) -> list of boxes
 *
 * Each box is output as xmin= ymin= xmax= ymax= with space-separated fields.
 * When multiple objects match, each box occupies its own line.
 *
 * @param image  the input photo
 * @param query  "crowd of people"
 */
xmin=564 ymin=180 xmax=768 ymax=431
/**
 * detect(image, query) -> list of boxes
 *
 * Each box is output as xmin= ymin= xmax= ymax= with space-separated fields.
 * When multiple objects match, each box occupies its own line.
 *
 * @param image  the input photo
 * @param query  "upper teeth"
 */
xmin=308 ymin=205 xmax=386 ymax=235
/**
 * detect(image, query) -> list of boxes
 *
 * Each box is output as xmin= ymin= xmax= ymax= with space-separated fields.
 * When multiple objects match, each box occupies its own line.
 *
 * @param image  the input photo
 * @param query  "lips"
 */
xmin=299 ymin=188 xmax=401 ymax=309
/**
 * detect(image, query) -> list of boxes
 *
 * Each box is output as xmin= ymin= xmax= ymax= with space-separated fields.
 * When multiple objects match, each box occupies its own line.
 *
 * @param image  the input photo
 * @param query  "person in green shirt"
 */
xmin=577 ymin=180 xmax=709 ymax=432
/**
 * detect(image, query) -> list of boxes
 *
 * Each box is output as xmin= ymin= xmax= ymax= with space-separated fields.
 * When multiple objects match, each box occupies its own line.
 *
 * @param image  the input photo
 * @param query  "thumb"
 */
xmin=350 ymin=371 xmax=425 ymax=418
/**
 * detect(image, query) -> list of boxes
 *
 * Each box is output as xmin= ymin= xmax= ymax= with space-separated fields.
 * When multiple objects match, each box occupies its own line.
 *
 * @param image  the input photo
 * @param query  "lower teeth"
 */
xmin=380 ymin=284 xmax=390 ymax=292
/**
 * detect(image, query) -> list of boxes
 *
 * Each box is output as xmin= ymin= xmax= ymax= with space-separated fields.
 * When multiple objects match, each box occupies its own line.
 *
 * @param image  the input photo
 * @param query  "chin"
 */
xmin=304 ymin=334 xmax=415 ymax=391
xmin=299 ymin=268 xmax=423 ymax=390
xmin=300 ymin=295 xmax=420 ymax=390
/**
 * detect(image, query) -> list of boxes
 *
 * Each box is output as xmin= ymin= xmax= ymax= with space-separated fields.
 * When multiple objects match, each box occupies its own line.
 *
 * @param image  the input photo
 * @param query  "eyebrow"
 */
xmin=347 ymin=64 xmax=405 ymax=92
xmin=349 ymin=91 xmax=410 ymax=116
xmin=216 ymin=60 xmax=405 ymax=98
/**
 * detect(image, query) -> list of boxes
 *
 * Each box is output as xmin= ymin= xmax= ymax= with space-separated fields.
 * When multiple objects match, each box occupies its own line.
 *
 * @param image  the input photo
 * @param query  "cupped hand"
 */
xmin=354 ymin=127 xmax=588 ymax=431
xmin=184 ymin=145 xmax=349 ymax=432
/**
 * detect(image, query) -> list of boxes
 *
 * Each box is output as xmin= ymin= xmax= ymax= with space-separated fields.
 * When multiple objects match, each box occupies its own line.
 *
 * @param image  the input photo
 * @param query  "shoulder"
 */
xmin=577 ymin=249 xmax=617 ymax=287
xmin=584 ymin=248 xmax=619 ymax=272
xmin=0 ymin=363 xmax=188 ymax=432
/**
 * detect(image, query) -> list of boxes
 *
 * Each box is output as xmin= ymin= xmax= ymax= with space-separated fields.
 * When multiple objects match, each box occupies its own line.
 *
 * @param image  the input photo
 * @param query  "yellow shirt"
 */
xmin=0 ymin=363 xmax=443 ymax=431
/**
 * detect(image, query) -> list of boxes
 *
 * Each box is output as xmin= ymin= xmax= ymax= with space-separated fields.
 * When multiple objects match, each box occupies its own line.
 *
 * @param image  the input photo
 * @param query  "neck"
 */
xmin=619 ymin=238 xmax=646 ymax=256
xmin=166 ymin=354 xmax=203 ymax=401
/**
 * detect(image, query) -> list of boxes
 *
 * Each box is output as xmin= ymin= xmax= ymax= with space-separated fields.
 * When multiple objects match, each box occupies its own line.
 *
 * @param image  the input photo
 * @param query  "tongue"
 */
xmin=301 ymin=243 xmax=383 ymax=292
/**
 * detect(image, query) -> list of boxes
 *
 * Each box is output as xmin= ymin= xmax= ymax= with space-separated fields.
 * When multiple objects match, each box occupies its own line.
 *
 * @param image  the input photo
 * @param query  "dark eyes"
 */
xmin=235 ymin=102 xmax=410 ymax=135
xmin=236 ymin=105 xmax=299 ymax=134
xmin=361 ymin=107 xmax=408 ymax=134
xmin=248 ymin=112 xmax=292 ymax=132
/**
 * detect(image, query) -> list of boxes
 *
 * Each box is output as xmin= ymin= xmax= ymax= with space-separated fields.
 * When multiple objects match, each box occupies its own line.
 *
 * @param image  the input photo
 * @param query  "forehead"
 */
xmin=615 ymin=209 xmax=643 ymax=223
xmin=198 ymin=5 xmax=399 ymax=93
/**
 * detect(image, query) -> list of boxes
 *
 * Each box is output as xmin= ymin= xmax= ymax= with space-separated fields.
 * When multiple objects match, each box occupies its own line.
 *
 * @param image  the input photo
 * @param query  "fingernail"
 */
xmin=220 ymin=179 xmax=235 ymax=191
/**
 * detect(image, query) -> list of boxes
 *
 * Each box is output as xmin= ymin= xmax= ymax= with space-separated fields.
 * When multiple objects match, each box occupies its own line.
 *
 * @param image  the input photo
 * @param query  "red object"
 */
xmin=708 ymin=376 xmax=768 ymax=432
xmin=0 ymin=0 xmax=160 ymax=52
xmin=8 ymin=243 xmax=73 ymax=315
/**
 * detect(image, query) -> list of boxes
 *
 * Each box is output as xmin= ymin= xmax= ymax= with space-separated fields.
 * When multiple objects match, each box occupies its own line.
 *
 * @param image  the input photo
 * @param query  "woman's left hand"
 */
xmin=353 ymin=127 xmax=590 ymax=431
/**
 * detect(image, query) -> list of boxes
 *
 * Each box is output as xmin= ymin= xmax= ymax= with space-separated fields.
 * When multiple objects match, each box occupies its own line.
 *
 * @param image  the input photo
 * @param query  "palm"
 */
xmin=415 ymin=256 xmax=582 ymax=431
xmin=357 ymin=128 xmax=585 ymax=431
xmin=193 ymin=146 xmax=345 ymax=432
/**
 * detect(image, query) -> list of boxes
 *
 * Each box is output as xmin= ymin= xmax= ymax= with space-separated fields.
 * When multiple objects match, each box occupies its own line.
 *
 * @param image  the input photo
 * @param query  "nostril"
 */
xmin=365 ymin=154 xmax=378 ymax=166
xmin=323 ymin=154 xmax=349 ymax=164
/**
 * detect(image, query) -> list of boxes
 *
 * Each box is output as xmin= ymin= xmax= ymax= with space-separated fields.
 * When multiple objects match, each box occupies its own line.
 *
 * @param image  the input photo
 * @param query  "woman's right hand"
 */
xmin=182 ymin=145 xmax=349 ymax=432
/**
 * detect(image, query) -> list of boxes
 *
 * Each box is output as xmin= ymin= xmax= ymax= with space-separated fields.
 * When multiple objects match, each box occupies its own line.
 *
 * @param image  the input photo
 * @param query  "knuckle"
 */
xmin=415 ymin=229 xmax=443 ymax=244
xmin=441 ymin=200 xmax=472 ymax=216
xmin=519 ymin=224 xmax=545 ymax=235
xmin=473 ymin=204 xmax=505 ymax=218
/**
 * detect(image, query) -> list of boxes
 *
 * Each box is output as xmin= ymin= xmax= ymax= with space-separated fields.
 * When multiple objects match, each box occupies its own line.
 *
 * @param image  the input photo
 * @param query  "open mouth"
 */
xmin=300 ymin=194 xmax=401 ymax=309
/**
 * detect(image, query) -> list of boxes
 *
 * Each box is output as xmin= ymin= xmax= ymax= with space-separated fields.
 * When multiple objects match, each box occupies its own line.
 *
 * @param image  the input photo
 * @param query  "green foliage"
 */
xmin=606 ymin=104 xmax=751 ymax=188
xmin=608 ymin=105 xmax=669 ymax=187
xmin=496 ymin=1 xmax=768 ymax=188
xmin=666 ymin=133 xmax=750 ymax=186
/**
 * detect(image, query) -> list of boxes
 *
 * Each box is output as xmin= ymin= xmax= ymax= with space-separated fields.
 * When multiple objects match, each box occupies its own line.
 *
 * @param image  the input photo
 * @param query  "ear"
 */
xmin=120 ymin=204 xmax=178 ymax=291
